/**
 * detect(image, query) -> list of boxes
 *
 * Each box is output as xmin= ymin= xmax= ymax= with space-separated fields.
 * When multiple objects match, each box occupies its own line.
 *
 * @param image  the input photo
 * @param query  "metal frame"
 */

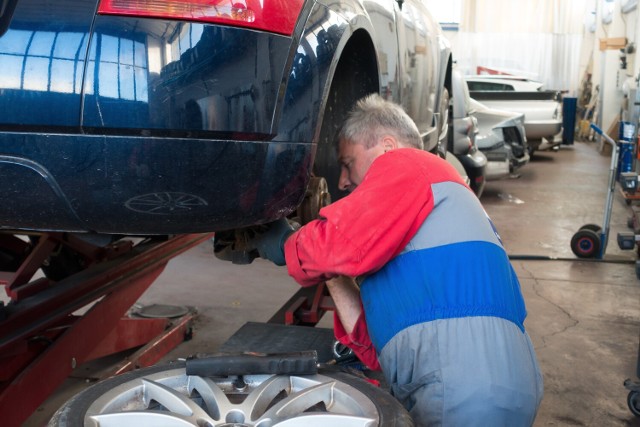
xmin=0 ymin=232 xmax=212 ymax=427
xmin=269 ymin=282 xmax=336 ymax=326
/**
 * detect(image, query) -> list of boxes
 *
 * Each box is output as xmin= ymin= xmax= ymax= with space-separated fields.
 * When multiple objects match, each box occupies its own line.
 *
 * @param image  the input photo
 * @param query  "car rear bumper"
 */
xmin=0 ymin=132 xmax=312 ymax=234
xmin=525 ymin=121 xmax=563 ymax=141
xmin=485 ymin=159 xmax=510 ymax=181
xmin=481 ymin=149 xmax=510 ymax=181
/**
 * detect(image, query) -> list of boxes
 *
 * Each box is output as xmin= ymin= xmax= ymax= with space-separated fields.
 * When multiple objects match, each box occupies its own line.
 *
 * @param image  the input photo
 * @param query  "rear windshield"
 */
xmin=466 ymin=81 xmax=514 ymax=91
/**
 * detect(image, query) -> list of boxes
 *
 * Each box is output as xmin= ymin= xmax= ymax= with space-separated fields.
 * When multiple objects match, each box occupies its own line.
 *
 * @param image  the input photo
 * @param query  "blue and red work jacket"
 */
xmin=284 ymin=148 xmax=527 ymax=370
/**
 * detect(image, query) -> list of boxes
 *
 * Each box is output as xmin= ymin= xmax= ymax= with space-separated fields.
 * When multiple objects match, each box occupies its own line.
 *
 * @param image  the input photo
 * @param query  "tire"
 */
xmin=628 ymin=390 xmax=640 ymax=417
xmin=49 ymin=361 xmax=413 ymax=426
xmin=570 ymin=229 xmax=601 ymax=258
xmin=314 ymin=33 xmax=378 ymax=205
xmin=579 ymin=223 xmax=602 ymax=234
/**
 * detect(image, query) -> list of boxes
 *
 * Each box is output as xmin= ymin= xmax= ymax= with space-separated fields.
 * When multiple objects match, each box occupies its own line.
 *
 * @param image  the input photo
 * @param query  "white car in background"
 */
xmin=470 ymin=99 xmax=529 ymax=180
xmin=465 ymin=75 xmax=545 ymax=91
xmin=466 ymin=75 xmax=563 ymax=155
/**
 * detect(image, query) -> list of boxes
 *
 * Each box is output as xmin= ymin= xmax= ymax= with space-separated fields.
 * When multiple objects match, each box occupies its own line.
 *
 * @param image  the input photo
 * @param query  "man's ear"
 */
xmin=381 ymin=135 xmax=399 ymax=152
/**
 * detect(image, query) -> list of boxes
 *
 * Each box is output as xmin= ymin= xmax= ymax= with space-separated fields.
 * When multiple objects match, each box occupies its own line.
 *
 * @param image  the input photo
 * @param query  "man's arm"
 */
xmin=325 ymin=276 xmax=361 ymax=333
xmin=284 ymin=150 xmax=438 ymax=287
xmin=326 ymin=276 xmax=380 ymax=370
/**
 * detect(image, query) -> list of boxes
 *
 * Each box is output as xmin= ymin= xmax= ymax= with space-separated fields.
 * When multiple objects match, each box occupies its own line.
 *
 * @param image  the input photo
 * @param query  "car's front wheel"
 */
xmin=49 ymin=362 xmax=414 ymax=426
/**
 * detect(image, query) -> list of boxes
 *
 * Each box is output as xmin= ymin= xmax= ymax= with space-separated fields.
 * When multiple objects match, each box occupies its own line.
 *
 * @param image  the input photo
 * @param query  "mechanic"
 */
xmin=251 ymin=93 xmax=543 ymax=426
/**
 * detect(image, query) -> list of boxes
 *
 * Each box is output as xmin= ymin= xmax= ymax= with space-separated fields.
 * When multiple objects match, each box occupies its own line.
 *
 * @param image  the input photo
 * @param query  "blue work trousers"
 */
xmin=379 ymin=316 xmax=543 ymax=426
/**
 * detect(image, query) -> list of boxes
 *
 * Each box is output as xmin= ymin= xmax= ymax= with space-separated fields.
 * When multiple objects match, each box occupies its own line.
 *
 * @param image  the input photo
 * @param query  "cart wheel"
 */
xmin=49 ymin=362 xmax=413 ymax=426
xmin=571 ymin=229 xmax=601 ymax=258
xmin=628 ymin=390 xmax=640 ymax=417
xmin=579 ymin=223 xmax=603 ymax=234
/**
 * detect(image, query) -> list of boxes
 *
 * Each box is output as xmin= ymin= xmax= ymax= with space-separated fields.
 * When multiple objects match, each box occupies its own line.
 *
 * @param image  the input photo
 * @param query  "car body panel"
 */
xmin=0 ymin=0 xmax=450 ymax=234
xmin=484 ymin=156 xmax=510 ymax=180
xmin=323 ymin=0 xmax=450 ymax=152
xmin=450 ymin=69 xmax=486 ymax=197
xmin=0 ymin=132 xmax=313 ymax=234
xmin=470 ymin=98 xmax=529 ymax=180
xmin=82 ymin=18 xmax=292 ymax=134
xmin=469 ymin=92 xmax=563 ymax=141
xmin=0 ymin=0 xmax=96 ymax=127
xmin=465 ymin=76 xmax=563 ymax=153
xmin=396 ymin=0 xmax=442 ymax=150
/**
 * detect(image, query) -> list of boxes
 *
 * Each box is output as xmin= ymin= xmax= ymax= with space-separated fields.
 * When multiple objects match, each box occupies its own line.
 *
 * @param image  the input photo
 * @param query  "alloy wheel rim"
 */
xmin=82 ymin=368 xmax=380 ymax=427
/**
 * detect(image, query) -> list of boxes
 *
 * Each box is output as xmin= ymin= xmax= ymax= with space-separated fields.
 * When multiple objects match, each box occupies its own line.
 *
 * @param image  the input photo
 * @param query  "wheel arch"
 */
xmin=312 ymin=27 xmax=380 ymax=202
xmin=313 ymin=27 xmax=380 ymax=142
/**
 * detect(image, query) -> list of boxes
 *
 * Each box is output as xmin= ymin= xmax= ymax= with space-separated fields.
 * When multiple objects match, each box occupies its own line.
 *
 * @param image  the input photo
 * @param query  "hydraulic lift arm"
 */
xmin=0 ymin=232 xmax=212 ymax=427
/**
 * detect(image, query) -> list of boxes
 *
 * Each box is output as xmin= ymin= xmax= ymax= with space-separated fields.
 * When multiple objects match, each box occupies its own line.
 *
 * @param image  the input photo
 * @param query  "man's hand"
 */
xmin=251 ymin=218 xmax=295 ymax=266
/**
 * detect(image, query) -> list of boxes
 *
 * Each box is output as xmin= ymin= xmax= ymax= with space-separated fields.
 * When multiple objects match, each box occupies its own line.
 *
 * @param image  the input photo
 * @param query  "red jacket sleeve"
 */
xmin=333 ymin=309 xmax=381 ymax=371
xmin=285 ymin=149 xmax=440 ymax=287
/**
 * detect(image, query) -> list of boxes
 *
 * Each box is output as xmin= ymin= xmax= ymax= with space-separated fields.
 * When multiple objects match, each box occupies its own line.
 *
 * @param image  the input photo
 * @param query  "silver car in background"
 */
xmin=466 ymin=75 xmax=563 ymax=155
xmin=451 ymin=69 xmax=487 ymax=197
xmin=470 ymin=99 xmax=529 ymax=180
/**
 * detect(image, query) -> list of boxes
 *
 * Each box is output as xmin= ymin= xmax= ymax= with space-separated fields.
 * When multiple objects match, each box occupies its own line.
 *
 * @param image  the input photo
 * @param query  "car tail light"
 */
xmin=97 ymin=0 xmax=305 ymax=36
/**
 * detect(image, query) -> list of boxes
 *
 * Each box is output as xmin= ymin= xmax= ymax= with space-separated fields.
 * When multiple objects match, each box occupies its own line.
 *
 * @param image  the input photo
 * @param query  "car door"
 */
xmin=360 ymin=0 xmax=398 ymax=102
xmin=394 ymin=0 xmax=439 ymax=151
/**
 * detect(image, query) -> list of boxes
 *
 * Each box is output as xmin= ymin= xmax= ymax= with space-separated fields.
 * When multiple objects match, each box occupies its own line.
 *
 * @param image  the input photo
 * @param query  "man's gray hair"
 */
xmin=338 ymin=93 xmax=423 ymax=150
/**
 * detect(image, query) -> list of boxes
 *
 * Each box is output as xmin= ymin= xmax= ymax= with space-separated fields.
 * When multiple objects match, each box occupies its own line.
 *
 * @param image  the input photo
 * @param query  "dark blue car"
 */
xmin=0 ymin=0 xmax=451 ymax=236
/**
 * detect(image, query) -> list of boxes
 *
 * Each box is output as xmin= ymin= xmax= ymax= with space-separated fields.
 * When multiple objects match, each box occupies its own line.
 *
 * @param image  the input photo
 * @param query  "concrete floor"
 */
xmin=28 ymin=140 xmax=640 ymax=426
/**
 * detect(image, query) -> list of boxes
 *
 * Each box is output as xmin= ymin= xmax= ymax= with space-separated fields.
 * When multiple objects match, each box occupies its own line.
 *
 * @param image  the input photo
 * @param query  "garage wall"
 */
xmin=585 ymin=0 xmax=639 ymax=132
xmin=439 ymin=0 xmax=591 ymax=93
xmin=431 ymin=0 xmax=640 ymax=134
xmin=427 ymin=0 xmax=595 ymax=92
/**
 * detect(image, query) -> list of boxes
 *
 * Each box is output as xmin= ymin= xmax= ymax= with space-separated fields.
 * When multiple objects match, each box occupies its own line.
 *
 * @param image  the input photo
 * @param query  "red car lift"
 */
xmin=0 ymin=232 xmax=212 ymax=427
xmin=269 ymin=282 xmax=336 ymax=326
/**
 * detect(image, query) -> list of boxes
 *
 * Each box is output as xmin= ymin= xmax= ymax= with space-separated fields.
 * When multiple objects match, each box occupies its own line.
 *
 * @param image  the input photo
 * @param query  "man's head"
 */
xmin=336 ymin=93 xmax=422 ymax=192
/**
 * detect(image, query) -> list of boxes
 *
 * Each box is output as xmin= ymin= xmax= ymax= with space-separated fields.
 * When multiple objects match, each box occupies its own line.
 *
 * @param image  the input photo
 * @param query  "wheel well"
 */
xmin=313 ymin=30 xmax=379 ymax=202
xmin=212 ymin=32 xmax=380 ymax=257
